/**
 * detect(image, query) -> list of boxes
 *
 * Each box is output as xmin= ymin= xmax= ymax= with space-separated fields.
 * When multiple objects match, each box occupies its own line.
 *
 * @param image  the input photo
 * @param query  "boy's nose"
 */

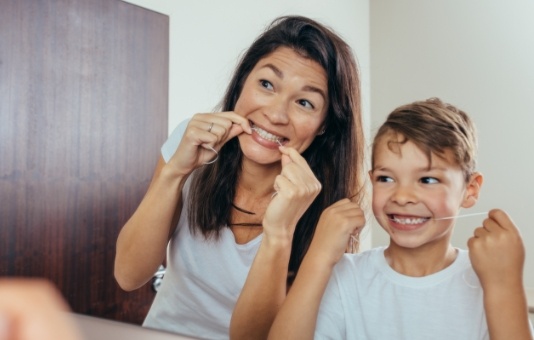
xmin=391 ymin=185 xmax=418 ymax=205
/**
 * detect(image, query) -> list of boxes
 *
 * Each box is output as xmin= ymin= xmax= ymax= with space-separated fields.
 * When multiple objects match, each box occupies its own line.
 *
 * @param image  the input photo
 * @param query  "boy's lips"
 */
xmin=388 ymin=214 xmax=430 ymax=225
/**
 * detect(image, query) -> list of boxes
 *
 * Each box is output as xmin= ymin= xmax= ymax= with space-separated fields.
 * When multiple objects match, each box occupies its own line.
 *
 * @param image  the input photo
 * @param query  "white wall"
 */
xmin=370 ymin=0 xmax=534 ymax=288
xmin=121 ymin=0 xmax=372 ymax=250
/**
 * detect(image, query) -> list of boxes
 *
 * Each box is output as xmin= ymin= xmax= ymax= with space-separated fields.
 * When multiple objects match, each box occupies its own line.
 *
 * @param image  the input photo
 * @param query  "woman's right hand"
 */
xmin=262 ymin=146 xmax=322 ymax=244
xmin=166 ymin=112 xmax=252 ymax=176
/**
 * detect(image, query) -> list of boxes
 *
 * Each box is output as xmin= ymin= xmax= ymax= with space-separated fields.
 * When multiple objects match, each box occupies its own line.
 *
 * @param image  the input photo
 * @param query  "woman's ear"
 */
xmin=462 ymin=172 xmax=484 ymax=208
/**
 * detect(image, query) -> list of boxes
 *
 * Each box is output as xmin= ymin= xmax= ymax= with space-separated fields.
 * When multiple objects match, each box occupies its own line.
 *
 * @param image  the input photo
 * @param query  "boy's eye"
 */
xmin=376 ymin=175 xmax=393 ymax=183
xmin=297 ymin=99 xmax=314 ymax=109
xmin=260 ymin=79 xmax=273 ymax=90
xmin=420 ymin=177 xmax=439 ymax=184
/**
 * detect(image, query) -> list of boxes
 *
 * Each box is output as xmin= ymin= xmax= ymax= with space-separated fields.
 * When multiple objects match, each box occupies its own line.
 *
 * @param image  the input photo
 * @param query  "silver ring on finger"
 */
xmin=207 ymin=122 xmax=214 ymax=133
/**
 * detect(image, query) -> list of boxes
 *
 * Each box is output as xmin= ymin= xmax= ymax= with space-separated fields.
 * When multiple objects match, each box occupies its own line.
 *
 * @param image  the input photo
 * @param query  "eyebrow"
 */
xmin=261 ymin=63 xmax=327 ymax=101
xmin=372 ymin=165 xmax=449 ymax=173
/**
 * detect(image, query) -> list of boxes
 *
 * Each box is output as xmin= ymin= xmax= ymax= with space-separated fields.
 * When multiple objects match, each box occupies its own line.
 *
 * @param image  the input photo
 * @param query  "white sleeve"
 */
xmin=314 ymin=273 xmax=346 ymax=339
xmin=161 ymin=119 xmax=190 ymax=163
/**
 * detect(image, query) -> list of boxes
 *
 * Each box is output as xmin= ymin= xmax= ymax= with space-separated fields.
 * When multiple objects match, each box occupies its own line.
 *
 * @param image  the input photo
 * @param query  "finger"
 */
xmin=279 ymin=153 xmax=317 ymax=188
xmin=272 ymin=174 xmax=296 ymax=198
xmin=278 ymin=161 xmax=321 ymax=196
xmin=330 ymin=200 xmax=364 ymax=217
xmin=487 ymin=208 xmax=516 ymax=231
xmin=281 ymin=154 xmax=292 ymax=167
xmin=329 ymin=198 xmax=352 ymax=208
xmin=473 ymin=226 xmax=488 ymax=238
xmin=190 ymin=112 xmax=251 ymax=144
xmin=279 ymin=146 xmax=316 ymax=178
xmin=215 ymin=111 xmax=252 ymax=134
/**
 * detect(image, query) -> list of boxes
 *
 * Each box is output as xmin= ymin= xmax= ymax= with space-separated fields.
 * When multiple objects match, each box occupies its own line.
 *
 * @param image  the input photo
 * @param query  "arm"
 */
xmin=230 ymin=147 xmax=324 ymax=340
xmin=268 ymin=199 xmax=365 ymax=340
xmin=114 ymin=113 xmax=251 ymax=291
xmin=114 ymin=155 xmax=188 ymax=291
xmin=468 ymin=209 xmax=533 ymax=340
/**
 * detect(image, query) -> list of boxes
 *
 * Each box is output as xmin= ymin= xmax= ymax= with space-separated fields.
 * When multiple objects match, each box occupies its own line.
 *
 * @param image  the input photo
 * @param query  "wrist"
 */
xmin=158 ymin=163 xmax=189 ymax=191
xmin=261 ymin=228 xmax=293 ymax=250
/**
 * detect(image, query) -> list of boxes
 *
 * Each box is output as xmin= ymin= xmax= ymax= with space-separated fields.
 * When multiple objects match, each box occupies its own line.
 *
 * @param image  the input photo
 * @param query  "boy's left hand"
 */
xmin=467 ymin=209 xmax=525 ymax=290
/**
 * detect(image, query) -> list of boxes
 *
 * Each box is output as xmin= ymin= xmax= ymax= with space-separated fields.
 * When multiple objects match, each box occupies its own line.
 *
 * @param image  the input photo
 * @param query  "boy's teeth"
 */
xmin=391 ymin=216 xmax=429 ymax=225
xmin=252 ymin=125 xmax=283 ymax=143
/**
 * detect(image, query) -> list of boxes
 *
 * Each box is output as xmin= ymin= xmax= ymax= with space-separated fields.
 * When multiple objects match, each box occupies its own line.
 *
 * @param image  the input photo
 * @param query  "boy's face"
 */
xmin=370 ymin=136 xmax=481 ymax=250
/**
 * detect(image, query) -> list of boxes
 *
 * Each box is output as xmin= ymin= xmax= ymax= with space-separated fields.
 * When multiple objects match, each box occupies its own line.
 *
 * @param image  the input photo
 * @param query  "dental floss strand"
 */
xmin=433 ymin=211 xmax=488 ymax=221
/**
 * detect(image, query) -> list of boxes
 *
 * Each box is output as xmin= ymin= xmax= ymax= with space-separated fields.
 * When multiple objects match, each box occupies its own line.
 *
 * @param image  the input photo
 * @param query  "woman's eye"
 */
xmin=260 ymin=79 xmax=273 ymax=90
xmin=298 ymin=99 xmax=314 ymax=109
xmin=421 ymin=177 xmax=439 ymax=184
xmin=376 ymin=175 xmax=393 ymax=183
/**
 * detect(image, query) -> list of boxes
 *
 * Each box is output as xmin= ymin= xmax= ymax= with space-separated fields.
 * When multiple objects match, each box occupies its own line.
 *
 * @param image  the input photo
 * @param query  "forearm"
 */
xmin=114 ymin=163 xmax=187 ymax=291
xmin=268 ymin=251 xmax=334 ymax=340
xmin=484 ymin=283 xmax=533 ymax=340
xmin=230 ymin=236 xmax=292 ymax=340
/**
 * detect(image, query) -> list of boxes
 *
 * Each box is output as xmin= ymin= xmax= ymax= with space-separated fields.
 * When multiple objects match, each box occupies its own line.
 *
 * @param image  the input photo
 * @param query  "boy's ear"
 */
xmin=462 ymin=172 xmax=484 ymax=208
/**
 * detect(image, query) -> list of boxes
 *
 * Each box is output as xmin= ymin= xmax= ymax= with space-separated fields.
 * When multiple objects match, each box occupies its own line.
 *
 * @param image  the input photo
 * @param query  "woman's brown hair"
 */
xmin=188 ymin=15 xmax=365 ymax=281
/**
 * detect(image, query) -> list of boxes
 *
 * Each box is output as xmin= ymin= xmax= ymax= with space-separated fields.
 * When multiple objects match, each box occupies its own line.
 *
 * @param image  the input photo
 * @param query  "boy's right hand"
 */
xmin=467 ymin=209 xmax=525 ymax=290
xmin=167 ymin=112 xmax=252 ymax=176
xmin=306 ymin=198 xmax=366 ymax=268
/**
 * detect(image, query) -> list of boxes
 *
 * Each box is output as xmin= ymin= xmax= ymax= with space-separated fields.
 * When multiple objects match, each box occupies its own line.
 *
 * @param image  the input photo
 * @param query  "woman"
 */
xmin=114 ymin=15 xmax=365 ymax=340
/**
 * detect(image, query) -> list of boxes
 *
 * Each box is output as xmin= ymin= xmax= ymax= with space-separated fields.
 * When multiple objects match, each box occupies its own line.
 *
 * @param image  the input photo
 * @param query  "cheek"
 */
xmin=371 ymin=189 xmax=385 ymax=214
xmin=233 ymin=97 xmax=247 ymax=117
xmin=425 ymin=191 xmax=460 ymax=215
xmin=293 ymin=116 xmax=324 ymax=140
xmin=234 ymin=86 xmax=256 ymax=116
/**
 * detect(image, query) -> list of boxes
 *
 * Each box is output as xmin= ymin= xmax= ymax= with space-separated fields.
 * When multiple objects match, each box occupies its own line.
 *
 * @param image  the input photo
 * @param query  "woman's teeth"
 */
xmin=251 ymin=125 xmax=284 ymax=144
xmin=390 ymin=215 xmax=429 ymax=225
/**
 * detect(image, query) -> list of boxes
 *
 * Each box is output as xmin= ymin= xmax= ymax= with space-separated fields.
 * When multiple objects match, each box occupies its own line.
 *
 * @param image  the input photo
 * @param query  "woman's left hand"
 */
xmin=262 ymin=146 xmax=322 ymax=244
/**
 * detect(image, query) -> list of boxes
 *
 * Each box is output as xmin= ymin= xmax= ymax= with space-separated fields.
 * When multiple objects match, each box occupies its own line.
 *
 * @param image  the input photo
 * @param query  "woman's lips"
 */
xmin=250 ymin=121 xmax=287 ymax=145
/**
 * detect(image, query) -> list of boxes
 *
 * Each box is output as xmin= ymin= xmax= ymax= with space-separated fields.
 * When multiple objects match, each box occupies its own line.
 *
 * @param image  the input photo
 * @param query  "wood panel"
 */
xmin=0 ymin=0 xmax=169 ymax=324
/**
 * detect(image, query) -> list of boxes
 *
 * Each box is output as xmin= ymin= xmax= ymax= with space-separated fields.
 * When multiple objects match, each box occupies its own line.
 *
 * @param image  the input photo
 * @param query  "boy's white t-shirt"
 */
xmin=315 ymin=247 xmax=489 ymax=340
xmin=143 ymin=119 xmax=263 ymax=340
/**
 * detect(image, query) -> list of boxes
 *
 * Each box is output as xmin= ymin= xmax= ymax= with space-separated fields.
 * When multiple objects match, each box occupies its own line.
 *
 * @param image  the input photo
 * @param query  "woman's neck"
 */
xmin=238 ymin=158 xmax=281 ymax=199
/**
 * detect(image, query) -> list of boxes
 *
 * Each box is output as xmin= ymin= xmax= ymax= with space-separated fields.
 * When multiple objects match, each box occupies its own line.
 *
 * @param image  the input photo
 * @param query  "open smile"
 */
xmin=388 ymin=214 xmax=430 ymax=225
xmin=250 ymin=121 xmax=287 ymax=145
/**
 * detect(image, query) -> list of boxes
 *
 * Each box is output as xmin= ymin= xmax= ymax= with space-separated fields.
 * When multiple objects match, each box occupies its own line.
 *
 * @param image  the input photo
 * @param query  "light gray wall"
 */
xmin=370 ymin=0 xmax=534 ymax=288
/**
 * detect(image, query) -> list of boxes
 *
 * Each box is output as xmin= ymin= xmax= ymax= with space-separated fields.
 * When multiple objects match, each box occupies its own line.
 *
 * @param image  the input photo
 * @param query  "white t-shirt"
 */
xmin=315 ymin=247 xmax=489 ymax=340
xmin=143 ymin=119 xmax=263 ymax=340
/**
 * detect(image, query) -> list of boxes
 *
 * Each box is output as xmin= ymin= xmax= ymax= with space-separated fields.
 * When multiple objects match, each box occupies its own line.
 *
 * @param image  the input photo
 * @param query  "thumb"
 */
xmin=281 ymin=154 xmax=292 ymax=167
xmin=224 ymin=123 xmax=246 ymax=143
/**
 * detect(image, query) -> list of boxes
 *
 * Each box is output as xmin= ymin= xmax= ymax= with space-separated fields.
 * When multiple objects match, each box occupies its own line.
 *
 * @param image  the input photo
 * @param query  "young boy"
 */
xmin=268 ymin=98 xmax=533 ymax=339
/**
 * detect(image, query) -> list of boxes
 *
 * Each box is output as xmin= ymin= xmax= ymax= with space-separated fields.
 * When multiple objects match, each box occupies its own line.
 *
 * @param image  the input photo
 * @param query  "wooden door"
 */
xmin=0 ymin=0 xmax=168 ymax=324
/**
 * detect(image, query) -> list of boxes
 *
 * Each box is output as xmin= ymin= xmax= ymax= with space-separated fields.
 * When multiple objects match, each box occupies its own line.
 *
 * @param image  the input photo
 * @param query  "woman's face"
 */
xmin=234 ymin=46 xmax=328 ymax=165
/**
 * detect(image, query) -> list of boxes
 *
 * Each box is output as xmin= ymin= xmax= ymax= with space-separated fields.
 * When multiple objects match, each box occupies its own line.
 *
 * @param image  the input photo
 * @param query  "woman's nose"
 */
xmin=264 ymin=97 xmax=289 ymax=124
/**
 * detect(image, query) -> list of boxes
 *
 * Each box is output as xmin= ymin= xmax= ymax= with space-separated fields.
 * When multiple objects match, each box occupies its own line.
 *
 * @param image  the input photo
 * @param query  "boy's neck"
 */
xmin=384 ymin=243 xmax=458 ymax=277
